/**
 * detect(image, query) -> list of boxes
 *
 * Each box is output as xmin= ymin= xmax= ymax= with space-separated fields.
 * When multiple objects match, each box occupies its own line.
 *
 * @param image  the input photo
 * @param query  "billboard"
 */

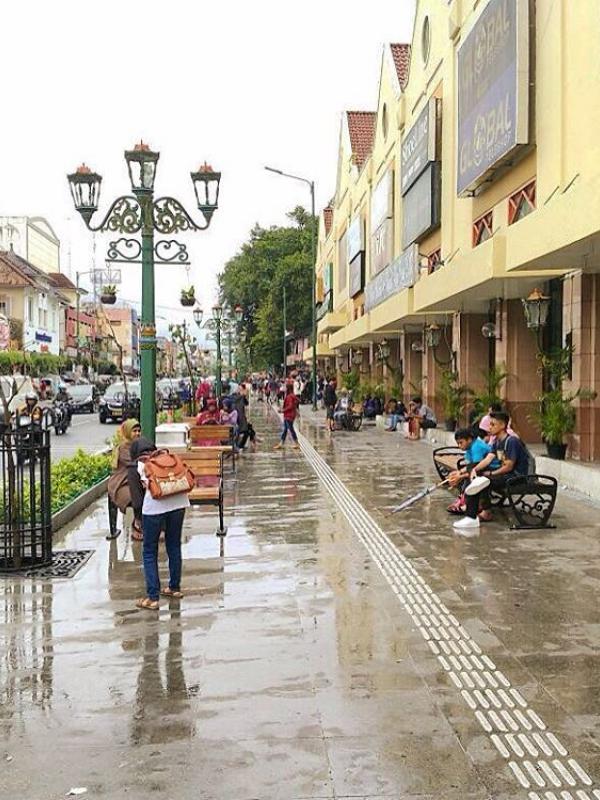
xmin=401 ymin=99 xmax=437 ymax=196
xmin=347 ymin=215 xmax=363 ymax=263
xmin=365 ymin=245 xmax=420 ymax=312
xmin=349 ymin=254 xmax=365 ymax=298
xmin=402 ymin=162 xmax=441 ymax=248
xmin=370 ymin=218 xmax=393 ymax=277
xmin=457 ymin=0 xmax=529 ymax=196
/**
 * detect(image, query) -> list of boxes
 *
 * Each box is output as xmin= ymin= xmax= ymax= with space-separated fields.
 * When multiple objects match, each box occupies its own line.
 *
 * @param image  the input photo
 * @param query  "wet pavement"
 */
xmin=2 ymin=404 xmax=600 ymax=799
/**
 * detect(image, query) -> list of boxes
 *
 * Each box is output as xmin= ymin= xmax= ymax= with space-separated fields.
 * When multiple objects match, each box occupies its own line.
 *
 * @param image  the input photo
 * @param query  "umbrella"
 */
xmin=389 ymin=478 xmax=450 ymax=514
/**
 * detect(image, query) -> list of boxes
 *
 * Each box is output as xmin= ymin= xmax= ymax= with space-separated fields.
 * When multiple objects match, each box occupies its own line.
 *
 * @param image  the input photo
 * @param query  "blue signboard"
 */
xmin=457 ymin=0 xmax=529 ymax=196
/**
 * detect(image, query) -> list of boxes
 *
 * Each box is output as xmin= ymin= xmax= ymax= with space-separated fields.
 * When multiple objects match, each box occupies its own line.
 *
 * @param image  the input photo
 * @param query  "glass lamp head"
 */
xmin=125 ymin=141 xmax=160 ymax=193
xmin=67 ymin=163 xmax=102 ymax=224
xmin=191 ymin=161 xmax=221 ymax=224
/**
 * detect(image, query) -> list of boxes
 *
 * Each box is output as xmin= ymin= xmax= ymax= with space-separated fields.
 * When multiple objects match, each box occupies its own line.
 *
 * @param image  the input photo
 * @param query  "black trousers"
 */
xmin=108 ymin=497 xmax=119 ymax=535
xmin=465 ymin=475 xmax=510 ymax=519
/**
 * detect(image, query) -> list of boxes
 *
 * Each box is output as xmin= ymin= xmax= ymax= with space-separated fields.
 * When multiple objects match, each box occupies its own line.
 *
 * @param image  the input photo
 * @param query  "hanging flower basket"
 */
xmin=101 ymin=285 xmax=117 ymax=305
xmin=180 ymin=286 xmax=196 ymax=307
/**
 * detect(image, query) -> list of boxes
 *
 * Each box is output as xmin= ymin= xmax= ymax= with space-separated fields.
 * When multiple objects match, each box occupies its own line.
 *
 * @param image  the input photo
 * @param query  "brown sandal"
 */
xmin=136 ymin=597 xmax=159 ymax=610
xmin=161 ymin=588 xmax=184 ymax=598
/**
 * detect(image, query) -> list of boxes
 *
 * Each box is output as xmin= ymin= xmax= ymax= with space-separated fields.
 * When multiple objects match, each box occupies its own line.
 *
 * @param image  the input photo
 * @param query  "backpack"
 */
xmin=143 ymin=449 xmax=194 ymax=500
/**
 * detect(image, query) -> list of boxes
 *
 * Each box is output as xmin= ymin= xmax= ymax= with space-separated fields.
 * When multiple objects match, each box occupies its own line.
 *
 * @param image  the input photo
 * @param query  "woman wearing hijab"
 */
xmin=196 ymin=398 xmax=222 ymax=425
xmin=106 ymin=418 xmax=141 ymax=541
xmin=128 ymin=437 xmax=190 ymax=611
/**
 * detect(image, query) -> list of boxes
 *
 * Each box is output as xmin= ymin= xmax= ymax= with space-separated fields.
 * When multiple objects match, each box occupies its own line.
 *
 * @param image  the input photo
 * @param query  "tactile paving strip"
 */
xmin=297 ymin=430 xmax=599 ymax=800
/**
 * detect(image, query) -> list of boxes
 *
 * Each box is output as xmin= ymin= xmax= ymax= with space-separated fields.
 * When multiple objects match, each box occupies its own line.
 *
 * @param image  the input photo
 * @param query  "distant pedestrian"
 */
xmin=323 ymin=379 xmax=337 ymax=433
xmin=128 ymin=437 xmax=190 ymax=610
xmin=274 ymin=385 xmax=300 ymax=450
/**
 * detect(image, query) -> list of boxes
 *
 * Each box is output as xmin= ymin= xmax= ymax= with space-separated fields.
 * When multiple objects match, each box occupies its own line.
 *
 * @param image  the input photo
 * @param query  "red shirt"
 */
xmin=283 ymin=393 xmax=299 ymax=421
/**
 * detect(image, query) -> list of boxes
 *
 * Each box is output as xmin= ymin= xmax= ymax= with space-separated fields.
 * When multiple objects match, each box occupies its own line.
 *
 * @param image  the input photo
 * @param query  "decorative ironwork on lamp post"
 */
xmin=67 ymin=144 xmax=221 ymax=436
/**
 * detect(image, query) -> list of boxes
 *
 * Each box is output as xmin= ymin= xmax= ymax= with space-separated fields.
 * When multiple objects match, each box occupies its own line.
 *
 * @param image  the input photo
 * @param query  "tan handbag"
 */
xmin=143 ymin=449 xmax=194 ymax=500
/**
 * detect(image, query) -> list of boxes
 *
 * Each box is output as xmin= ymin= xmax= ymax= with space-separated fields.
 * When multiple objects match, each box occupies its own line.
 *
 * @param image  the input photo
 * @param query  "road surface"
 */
xmin=49 ymin=412 xmax=116 ymax=461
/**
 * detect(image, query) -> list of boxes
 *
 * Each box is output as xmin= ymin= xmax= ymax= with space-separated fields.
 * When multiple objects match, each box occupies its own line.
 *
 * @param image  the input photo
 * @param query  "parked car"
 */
xmin=157 ymin=378 xmax=181 ymax=409
xmin=99 ymin=381 xmax=141 ymax=424
xmin=67 ymin=383 xmax=99 ymax=414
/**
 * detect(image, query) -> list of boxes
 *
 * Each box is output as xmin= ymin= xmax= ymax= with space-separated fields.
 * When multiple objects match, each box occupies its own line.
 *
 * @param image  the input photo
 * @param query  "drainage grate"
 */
xmin=0 ymin=550 xmax=94 ymax=579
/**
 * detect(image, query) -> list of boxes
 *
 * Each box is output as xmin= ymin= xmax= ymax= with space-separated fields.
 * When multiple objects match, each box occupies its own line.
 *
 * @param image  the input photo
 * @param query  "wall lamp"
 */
xmin=522 ymin=288 xmax=551 ymax=331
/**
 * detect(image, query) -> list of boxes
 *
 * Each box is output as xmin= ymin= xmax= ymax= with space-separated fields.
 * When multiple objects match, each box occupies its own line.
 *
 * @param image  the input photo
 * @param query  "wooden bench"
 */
xmin=188 ymin=424 xmax=236 ymax=472
xmin=177 ymin=449 xmax=225 ymax=535
xmin=432 ymin=446 xmax=557 ymax=530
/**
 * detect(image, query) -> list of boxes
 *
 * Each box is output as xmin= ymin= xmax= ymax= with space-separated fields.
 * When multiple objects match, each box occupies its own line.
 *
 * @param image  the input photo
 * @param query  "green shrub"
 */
xmin=51 ymin=449 xmax=111 ymax=513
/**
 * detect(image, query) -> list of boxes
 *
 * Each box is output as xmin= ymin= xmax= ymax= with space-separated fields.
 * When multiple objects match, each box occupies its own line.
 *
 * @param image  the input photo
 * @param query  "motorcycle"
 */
xmin=14 ymin=407 xmax=52 ymax=464
xmin=52 ymin=400 xmax=72 ymax=435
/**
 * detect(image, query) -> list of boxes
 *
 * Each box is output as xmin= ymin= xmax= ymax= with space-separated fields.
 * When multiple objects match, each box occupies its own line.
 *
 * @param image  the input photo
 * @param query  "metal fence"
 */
xmin=0 ymin=425 xmax=52 ymax=571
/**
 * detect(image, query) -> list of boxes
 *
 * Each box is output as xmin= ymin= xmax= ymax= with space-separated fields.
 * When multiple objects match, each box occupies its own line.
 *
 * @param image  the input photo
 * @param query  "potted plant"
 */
xmin=530 ymin=346 xmax=596 ymax=459
xmin=180 ymin=286 xmax=196 ymax=307
xmin=470 ymin=364 xmax=508 ymax=422
xmin=436 ymin=369 xmax=470 ymax=432
xmin=100 ymin=285 xmax=117 ymax=305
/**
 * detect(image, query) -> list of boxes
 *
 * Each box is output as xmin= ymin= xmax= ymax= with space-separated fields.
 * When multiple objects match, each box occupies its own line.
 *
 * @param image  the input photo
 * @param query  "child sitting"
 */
xmin=446 ymin=427 xmax=499 ymax=514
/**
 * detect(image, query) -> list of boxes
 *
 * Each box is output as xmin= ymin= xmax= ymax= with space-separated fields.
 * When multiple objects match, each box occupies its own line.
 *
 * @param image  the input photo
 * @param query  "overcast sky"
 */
xmin=0 ymin=0 xmax=415 ymax=337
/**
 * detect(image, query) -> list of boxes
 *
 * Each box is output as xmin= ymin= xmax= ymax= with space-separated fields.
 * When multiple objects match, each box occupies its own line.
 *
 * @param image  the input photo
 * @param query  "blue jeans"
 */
xmin=281 ymin=419 xmax=298 ymax=442
xmin=142 ymin=508 xmax=186 ymax=600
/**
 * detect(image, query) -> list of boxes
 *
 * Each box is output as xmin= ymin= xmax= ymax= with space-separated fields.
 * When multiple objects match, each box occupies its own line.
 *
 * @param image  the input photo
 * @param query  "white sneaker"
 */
xmin=453 ymin=516 xmax=480 ymax=536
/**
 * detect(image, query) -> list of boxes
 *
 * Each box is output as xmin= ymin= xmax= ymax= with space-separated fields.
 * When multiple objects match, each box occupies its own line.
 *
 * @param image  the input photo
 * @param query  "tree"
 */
xmin=218 ymin=206 xmax=315 ymax=370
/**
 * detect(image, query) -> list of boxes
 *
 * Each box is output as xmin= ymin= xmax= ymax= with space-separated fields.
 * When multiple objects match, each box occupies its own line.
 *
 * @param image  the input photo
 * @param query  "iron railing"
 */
xmin=0 ymin=424 xmax=52 ymax=571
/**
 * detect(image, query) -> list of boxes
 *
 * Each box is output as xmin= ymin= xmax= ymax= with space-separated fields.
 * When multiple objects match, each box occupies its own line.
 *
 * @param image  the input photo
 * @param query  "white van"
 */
xmin=0 ymin=374 xmax=37 ymax=413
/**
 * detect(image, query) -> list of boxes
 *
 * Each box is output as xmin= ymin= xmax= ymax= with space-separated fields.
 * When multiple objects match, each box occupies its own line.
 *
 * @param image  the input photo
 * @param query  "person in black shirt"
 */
xmin=454 ymin=411 xmax=529 ymax=534
xmin=323 ymin=379 xmax=337 ymax=432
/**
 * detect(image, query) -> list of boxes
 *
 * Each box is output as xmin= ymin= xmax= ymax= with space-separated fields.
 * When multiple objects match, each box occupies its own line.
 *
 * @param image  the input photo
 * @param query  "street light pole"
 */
xmin=215 ymin=321 xmax=222 ymax=397
xmin=282 ymin=285 xmax=287 ymax=380
xmin=265 ymin=166 xmax=318 ymax=410
xmin=67 ymin=145 xmax=221 ymax=438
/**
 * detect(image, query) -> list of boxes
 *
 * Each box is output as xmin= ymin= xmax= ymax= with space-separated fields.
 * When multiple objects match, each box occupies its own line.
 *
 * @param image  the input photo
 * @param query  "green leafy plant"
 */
xmin=180 ymin=286 xmax=196 ymax=305
xmin=436 ymin=369 xmax=471 ymax=428
xmin=101 ymin=285 xmax=116 ymax=296
xmin=50 ymin=449 xmax=111 ymax=513
xmin=471 ymin=364 xmax=508 ymax=419
xmin=341 ymin=369 xmax=360 ymax=394
xmin=530 ymin=345 xmax=597 ymax=448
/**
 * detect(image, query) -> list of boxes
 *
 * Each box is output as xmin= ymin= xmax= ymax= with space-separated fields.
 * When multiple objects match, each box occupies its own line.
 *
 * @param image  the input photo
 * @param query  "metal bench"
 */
xmin=432 ymin=447 xmax=557 ymax=530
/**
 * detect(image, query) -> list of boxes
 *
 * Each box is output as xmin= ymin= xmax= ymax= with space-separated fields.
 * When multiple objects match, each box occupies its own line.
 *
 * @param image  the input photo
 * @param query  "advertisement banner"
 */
xmin=457 ymin=0 xmax=529 ymax=196
xmin=347 ymin=216 xmax=363 ymax=263
xmin=349 ymin=253 xmax=365 ymax=298
xmin=370 ymin=219 xmax=393 ymax=276
xmin=402 ymin=162 xmax=441 ymax=248
xmin=365 ymin=245 xmax=420 ymax=312
xmin=0 ymin=314 xmax=9 ymax=351
xmin=401 ymin=99 xmax=437 ymax=196
xmin=370 ymin=169 xmax=393 ymax=231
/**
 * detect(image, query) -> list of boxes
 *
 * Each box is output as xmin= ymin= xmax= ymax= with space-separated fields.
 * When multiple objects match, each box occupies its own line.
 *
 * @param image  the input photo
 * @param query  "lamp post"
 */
xmin=282 ymin=285 xmax=287 ymax=381
xmin=67 ymin=144 xmax=220 ymax=437
xmin=265 ymin=166 xmax=317 ymax=410
xmin=75 ymin=269 xmax=97 ymax=366
xmin=212 ymin=305 xmax=223 ymax=397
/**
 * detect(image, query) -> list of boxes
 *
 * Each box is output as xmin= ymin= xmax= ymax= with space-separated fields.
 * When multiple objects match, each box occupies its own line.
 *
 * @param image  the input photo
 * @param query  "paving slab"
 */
xmin=2 ymin=404 xmax=600 ymax=798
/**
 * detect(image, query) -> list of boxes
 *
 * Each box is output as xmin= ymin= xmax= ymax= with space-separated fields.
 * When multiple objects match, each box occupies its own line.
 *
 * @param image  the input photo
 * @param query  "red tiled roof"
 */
xmin=346 ymin=111 xmax=376 ymax=170
xmin=48 ymin=272 xmax=77 ymax=290
xmin=323 ymin=207 xmax=333 ymax=236
xmin=390 ymin=43 xmax=411 ymax=90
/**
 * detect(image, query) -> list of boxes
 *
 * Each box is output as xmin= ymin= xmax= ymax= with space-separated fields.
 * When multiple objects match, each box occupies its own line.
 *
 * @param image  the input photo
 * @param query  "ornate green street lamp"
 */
xmin=67 ymin=143 xmax=220 ymax=436
xmin=522 ymin=287 xmax=551 ymax=330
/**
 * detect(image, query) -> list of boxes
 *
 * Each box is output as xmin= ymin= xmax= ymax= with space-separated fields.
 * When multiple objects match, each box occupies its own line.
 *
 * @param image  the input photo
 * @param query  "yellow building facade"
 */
xmin=315 ymin=0 xmax=600 ymax=461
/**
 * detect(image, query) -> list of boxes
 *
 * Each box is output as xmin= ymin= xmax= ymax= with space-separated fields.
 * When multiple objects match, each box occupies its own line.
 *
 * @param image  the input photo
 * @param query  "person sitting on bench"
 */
xmin=453 ymin=411 xmax=529 ymax=534
xmin=384 ymin=398 xmax=407 ymax=431
xmin=446 ymin=427 xmax=499 ymax=514
xmin=406 ymin=396 xmax=437 ymax=438
xmin=333 ymin=389 xmax=351 ymax=427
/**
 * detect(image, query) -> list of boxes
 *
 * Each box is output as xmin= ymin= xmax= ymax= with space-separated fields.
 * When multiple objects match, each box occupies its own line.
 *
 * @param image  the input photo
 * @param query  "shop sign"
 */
xmin=323 ymin=263 xmax=332 ymax=296
xmin=347 ymin=216 xmax=363 ymax=263
xmin=0 ymin=314 xmax=9 ymax=351
xmin=370 ymin=218 xmax=393 ymax=276
xmin=365 ymin=245 xmax=420 ymax=312
xmin=457 ymin=0 xmax=530 ymax=196
xmin=370 ymin=169 xmax=393 ymax=231
xmin=338 ymin=230 xmax=347 ymax=292
xmin=35 ymin=331 xmax=52 ymax=343
xmin=402 ymin=162 xmax=441 ymax=248
xmin=401 ymin=99 xmax=437 ymax=195
xmin=457 ymin=0 xmax=529 ymax=196
xmin=349 ymin=253 xmax=365 ymax=298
